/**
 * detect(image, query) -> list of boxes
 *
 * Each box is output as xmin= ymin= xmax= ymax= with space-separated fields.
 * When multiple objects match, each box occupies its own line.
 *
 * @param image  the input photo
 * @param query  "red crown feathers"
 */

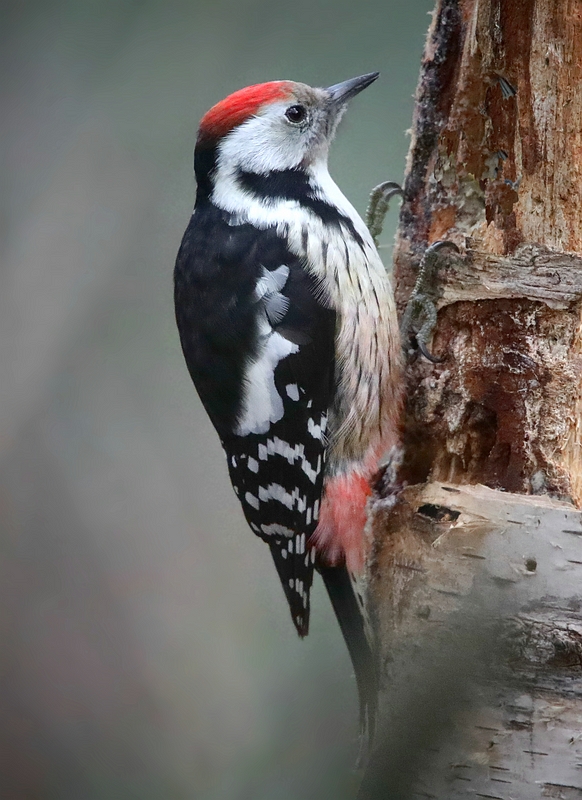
xmin=198 ymin=81 xmax=293 ymax=144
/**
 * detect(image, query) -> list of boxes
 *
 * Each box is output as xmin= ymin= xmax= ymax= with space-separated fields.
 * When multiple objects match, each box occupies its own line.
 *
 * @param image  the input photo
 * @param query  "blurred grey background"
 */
xmin=0 ymin=1 xmax=433 ymax=797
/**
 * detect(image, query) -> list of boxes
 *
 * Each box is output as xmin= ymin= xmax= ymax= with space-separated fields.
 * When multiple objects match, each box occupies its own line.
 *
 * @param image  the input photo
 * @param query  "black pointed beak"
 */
xmin=326 ymin=72 xmax=379 ymax=105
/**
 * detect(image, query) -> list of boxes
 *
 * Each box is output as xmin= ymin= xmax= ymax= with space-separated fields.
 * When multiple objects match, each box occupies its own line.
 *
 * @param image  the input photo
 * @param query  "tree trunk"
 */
xmin=395 ymin=0 xmax=582 ymax=496
xmin=362 ymin=2 xmax=582 ymax=797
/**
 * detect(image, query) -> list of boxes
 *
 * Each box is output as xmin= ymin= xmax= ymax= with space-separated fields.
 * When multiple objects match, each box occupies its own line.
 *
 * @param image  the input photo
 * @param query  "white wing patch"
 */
xmin=236 ymin=266 xmax=298 ymax=436
xmin=254 ymin=265 xmax=289 ymax=300
xmin=255 ymin=265 xmax=290 ymax=325
xmin=236 ymin=331 xmax=298 ymax=435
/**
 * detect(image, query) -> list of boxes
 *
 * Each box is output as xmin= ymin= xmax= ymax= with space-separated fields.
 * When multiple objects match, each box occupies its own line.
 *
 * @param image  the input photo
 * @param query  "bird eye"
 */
xmin=285 ymin=104 xmax=307 ymax=124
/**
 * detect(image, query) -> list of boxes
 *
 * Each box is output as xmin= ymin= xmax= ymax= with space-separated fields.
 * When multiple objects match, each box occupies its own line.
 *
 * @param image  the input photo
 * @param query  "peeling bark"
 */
xmin=394 ymin=0 xmax=582 ymax=499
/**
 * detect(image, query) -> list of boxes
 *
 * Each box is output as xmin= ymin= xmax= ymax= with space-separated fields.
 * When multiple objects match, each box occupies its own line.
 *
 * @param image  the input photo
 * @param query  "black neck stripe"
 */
xmin=236 ymin=167 xmax=364 ymax=246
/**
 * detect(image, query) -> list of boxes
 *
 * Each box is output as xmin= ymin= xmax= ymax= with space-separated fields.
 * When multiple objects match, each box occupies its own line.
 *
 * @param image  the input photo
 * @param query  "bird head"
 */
xmin=195 ymin=73 xmax=379 ymax=182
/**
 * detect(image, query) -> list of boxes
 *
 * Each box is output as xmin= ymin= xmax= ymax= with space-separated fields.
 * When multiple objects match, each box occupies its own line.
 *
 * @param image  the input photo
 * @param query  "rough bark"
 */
xmin=364 ymin=2 xmax=582 ymax=797
xmin=394 ymin=0 xmax=582 ymax=498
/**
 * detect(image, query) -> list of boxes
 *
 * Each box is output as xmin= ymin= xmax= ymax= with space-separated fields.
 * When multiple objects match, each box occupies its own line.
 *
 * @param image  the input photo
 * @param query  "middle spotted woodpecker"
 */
xmin=174 ymin=73 xmax=402 ymax=744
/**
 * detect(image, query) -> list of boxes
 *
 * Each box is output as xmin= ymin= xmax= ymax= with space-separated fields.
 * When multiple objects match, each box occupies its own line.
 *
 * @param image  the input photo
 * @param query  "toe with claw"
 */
xmin=401 ymin=240 xmax=460 ymax=363
xmin=366 ymin=181 xmax=404 ymax=247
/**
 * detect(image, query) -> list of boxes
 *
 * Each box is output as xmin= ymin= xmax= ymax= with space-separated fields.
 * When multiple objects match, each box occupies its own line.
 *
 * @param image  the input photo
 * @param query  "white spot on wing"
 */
xmin=258 ymin=483 xmax=311 ymax=512
xmin=264 ymin=437 xmax=321 ymax=485
xmin=261 ymin=523 xmax=294 ymax=537
xmin=308 ymin=414 xmax=327 ymax=441
xmin=247 ymin=457 xmax=259 ymax=473
xmin=245 ymin=491 xmax=260 ymax=510
xmin=285 ymin=384 xmax=299 ymax=401
xmin=301 ymin=454 xmax=321 ymax=484
xmin=258 ymin=483 xmax=292 ymax=509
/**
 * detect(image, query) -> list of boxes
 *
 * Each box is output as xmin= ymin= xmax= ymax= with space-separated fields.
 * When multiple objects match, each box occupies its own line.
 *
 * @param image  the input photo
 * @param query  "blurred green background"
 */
xmin=0 ymin=1 xmax=432 ymax=797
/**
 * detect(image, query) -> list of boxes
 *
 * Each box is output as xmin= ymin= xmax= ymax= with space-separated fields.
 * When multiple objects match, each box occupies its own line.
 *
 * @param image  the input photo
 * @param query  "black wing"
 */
xmin=174 ymin=203 xmax=336 ymax=636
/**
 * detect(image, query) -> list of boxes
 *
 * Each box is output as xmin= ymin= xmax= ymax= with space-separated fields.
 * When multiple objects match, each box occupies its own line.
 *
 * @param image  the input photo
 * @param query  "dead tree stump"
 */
xmin=363 ymin=2 xmax=582 ymax=797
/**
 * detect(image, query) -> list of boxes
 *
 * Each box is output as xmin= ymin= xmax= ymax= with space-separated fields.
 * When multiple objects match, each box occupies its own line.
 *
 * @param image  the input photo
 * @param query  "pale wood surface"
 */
xmin=435 ymin=246 xmax=582 ymax=310
xmin=361 ymin=483 xmax=582 ymax=799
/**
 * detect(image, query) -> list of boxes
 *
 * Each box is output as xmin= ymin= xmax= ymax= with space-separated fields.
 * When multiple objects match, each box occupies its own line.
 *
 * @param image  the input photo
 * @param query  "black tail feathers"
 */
xmin=318 ymin=563 xmax=378 ymax=756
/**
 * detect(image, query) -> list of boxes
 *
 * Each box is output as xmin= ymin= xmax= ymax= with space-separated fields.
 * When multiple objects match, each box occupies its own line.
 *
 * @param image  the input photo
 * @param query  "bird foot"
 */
xmin=366 ymin=181 xmax=404 ymax=247
xmin=401 ymin=240 xmax=460 ymax=363
xmin=371 ymin=446 xmax=404 ymax=500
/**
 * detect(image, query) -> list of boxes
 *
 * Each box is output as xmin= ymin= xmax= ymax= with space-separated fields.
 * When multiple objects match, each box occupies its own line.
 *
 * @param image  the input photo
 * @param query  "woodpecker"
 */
xmin=174 ymin=73 xmax=402 ymax=743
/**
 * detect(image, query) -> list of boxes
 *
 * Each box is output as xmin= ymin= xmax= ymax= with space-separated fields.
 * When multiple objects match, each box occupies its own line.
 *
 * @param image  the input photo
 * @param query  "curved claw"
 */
xmin=370 ymin=181 xmax=404 ymax=202
xmin=425 ymin=239 xmax=460 ymax=255
xmin=417 ymin=337 xmax=446 ymax=364
xmin=403 ymin=244 xmax=460 ymax=364
xmin=366 ymin=181 xmax=404 ymax=246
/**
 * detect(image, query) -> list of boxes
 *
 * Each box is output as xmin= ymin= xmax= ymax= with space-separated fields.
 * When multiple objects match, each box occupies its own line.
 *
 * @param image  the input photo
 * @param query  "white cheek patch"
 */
xmin=217 ymin=107 xmax=310 ymax=175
